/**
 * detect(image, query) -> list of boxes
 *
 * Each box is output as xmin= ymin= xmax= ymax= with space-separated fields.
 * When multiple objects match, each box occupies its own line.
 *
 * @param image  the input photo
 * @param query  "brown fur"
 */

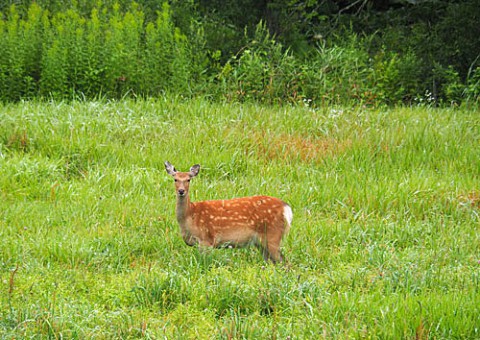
xmin=165 ymin=162 xmax=292 ymax=263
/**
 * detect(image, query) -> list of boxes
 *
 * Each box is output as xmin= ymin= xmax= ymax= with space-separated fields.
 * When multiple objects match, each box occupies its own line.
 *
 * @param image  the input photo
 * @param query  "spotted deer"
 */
xmin=165 ymin=161 xmax=292 ymax=263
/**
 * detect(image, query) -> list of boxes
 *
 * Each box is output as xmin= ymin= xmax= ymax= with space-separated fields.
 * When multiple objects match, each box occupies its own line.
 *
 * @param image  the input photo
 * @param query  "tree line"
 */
xmin=0 ymin=0 xmax=478 ymax=105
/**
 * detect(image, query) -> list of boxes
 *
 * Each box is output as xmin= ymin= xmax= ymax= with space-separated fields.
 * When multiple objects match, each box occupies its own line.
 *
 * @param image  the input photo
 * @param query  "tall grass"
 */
xmin=0 ymin=99 xmax=479 ymax=338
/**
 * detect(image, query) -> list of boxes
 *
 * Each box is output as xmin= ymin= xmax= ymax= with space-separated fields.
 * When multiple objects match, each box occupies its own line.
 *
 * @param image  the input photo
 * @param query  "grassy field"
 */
xmin=0 ymin=99 xmax=479 ymax=338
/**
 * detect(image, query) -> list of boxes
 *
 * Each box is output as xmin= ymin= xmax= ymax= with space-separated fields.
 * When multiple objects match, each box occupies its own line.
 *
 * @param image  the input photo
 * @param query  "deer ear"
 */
xmin=164 ymin=161 xmax=177 ymax=176
xmin=189 ymin=164 xmax=200 ymax=177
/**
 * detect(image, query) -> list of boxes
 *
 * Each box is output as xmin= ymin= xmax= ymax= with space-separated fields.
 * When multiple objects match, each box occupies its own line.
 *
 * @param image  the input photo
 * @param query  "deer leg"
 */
xmin=261 ymin=246 xmax=272 ymax=262
xmin=198 ymin=239 xmax=214 ymax=248
xmin=266 ymin=244 xmax=283 ymax=263
xmin=257 ymin=236 xmax=283 ymax=263
xmin=265 ymin=230 xmax=284 ymax=263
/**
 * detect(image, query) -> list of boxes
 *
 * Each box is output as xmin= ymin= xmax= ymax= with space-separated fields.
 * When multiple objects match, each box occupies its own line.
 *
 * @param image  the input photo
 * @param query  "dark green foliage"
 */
xmin=199 ymin=0 xmax=480 ymax=105
xmin=215 ymin=26 xmax=431 ymax=106
xmin=0 ymin=0 xmax=478 ymax=105
xmin=216 ymin=22 xmax=295 ymax=104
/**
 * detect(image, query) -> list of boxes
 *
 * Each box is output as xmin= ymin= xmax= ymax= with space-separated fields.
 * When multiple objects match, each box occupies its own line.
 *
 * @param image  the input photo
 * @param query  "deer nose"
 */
xmin=178 ymin=189 xmax=186 ymax=196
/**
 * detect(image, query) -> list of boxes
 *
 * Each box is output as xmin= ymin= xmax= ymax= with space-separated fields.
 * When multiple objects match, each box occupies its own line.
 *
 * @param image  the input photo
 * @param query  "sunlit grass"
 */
xmin=1 ymin=99 xmax=479 ymax=338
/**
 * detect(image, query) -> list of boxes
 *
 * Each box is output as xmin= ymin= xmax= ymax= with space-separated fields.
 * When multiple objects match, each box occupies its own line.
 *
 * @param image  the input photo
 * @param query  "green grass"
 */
xmin=1 ymin=99 xmax=479 ymax=338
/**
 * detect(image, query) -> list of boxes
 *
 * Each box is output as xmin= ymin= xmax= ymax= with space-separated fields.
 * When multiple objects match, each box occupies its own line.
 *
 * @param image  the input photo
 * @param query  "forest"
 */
xmin=0 ymin=0 xmax=479 ymax=105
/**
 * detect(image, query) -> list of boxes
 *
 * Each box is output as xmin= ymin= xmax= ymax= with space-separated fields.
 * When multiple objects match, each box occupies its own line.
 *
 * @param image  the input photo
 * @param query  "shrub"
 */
xmin=0 ymin=5 xmax=28 ymax=101
xmin=216 ymin=21 xmax=294 ymax=104
xmin=142 ymin=2 xmax=192 ymax=96
xmin=464 ymin=67 xmax=480 ymax=105
xmin=0 ymin=1 xmax=203 ymax=101
xmin=372 ymin=50 xmax=423 ymax=104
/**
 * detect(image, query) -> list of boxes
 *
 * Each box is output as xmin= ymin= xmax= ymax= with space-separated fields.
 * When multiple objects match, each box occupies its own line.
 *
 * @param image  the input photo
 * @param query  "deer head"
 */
xmin=165 ymin=161 xmax=200 ymax=198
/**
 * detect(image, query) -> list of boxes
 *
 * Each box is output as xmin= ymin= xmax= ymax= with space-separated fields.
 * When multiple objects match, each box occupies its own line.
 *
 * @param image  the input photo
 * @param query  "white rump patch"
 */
xmin=283 ymin=204 xmax=293 ymax=231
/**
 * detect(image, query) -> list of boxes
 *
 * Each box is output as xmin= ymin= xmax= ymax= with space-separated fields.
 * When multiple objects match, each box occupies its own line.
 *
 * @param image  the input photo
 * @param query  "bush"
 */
xmin=464 ymin=67 xmax=480 ymax=105
xmin=217 ymin=30 xmax=424 ymax=106
xmin=216 ymin=22 xmax=296 ymax=104
xmin=371 ymin=50 xmax=423 ymax=104
xmin=142 ymin=2 xmax=192 ymax=96
xmin=0 ymin=1 xmax=204 ymax=101
xmin=0 ymin=5 xmax=37 ymax=100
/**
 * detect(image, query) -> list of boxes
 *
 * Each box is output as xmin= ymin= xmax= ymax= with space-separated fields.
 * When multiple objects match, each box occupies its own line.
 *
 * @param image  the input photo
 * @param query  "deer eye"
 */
xmin=187 ymin=179 xmax=191 ymax=182
xmin=174 ymin=179 xmax=178 ymax=182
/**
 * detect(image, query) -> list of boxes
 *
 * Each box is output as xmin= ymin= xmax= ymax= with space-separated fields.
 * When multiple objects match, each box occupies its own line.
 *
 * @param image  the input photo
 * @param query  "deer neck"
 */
xmin=175 ymin=194 xmax=192 ymax=225
xmin=175 ymin=194 xmax=197 ymax=246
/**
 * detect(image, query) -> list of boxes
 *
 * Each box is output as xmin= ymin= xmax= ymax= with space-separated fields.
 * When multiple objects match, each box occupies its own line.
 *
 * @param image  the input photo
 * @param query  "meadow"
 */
xmin=0 ymin=99 xmax=479 ymax=338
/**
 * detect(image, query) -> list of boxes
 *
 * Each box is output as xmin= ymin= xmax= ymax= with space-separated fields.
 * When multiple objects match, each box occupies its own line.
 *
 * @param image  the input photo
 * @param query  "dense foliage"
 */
xmin=0 ymin=0 xmax=478 ymax=105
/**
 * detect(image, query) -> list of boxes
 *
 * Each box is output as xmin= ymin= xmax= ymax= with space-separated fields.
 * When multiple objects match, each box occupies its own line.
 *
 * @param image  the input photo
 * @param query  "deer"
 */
xmin=164 ymin=161 xmax=293 ymax=263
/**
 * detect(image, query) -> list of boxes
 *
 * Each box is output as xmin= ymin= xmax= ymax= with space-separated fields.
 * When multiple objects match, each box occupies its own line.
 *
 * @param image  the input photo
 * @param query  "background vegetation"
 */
xmin=1 ymin=100 xmax=479 ymax=338
xmin=0 ymin=0 xmax=478 ymax=105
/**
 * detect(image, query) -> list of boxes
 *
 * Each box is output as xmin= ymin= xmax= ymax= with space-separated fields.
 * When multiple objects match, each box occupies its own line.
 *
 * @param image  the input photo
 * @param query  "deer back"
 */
xmin=189 ymin=196 xmax=290 ymax=246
